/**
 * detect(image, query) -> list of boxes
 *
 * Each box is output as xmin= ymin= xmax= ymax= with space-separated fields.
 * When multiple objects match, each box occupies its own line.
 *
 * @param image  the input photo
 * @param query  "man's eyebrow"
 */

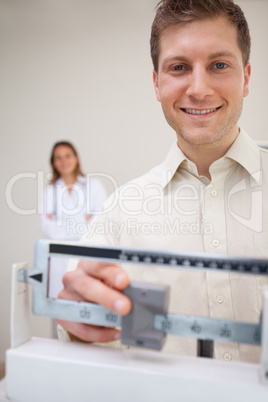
xmin=208 ymin=51 xmax=237 ymax=60
xmin=161 ymin=56 xmax=188 ymax=66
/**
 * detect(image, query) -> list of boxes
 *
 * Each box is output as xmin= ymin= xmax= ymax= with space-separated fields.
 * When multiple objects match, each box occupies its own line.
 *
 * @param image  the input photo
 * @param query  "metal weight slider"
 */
xmin=121 ymin=282 xmax=170 ymax=351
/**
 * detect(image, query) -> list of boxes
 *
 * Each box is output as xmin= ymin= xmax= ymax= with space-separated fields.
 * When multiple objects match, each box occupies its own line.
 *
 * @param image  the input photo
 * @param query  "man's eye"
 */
xmin=213 ymin=62 xmax=227 ymax=70
xmin=173 ymin=65 xmax=185 ymax=71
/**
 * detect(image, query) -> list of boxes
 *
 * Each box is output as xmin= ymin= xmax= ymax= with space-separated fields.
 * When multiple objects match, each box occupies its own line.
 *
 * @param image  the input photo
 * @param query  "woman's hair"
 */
xmin=49 ymin=141 xmax=84 ymax=184
xmin=150 ymin=0 xmax=251 ymax=72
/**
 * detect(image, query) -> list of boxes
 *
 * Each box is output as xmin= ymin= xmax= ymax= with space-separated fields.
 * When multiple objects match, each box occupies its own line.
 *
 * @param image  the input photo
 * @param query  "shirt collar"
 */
xmin=77 ymin=174 xmax=86 ymax=184
xmin=224 ymin=128 xmax=261 ymax=182
xmin=55 ymin=175 xmax=86 ymax=186
xmin=160 ymin=142 xmax=187 ymax=188
xmin=160 ymin=128 xmax=261 ymax=188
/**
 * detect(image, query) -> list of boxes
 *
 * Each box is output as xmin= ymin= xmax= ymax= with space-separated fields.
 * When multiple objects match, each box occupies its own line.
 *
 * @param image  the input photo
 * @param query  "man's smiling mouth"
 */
xmin=181 ymin=107 xmax=221 ymax=115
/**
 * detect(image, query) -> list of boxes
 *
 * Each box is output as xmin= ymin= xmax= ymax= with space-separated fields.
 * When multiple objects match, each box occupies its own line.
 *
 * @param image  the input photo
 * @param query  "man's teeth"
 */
xmin=184 ymin=108 xmax=217 ymax=115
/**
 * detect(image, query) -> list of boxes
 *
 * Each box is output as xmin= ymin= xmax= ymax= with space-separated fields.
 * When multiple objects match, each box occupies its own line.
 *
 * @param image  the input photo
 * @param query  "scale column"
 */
xmin=261 ymin=286 xmax=268 ymax=384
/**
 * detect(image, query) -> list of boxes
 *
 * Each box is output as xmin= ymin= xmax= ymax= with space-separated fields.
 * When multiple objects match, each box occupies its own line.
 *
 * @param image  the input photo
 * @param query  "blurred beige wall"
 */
xmin=0 ymin=0 xmax=267 ymax=362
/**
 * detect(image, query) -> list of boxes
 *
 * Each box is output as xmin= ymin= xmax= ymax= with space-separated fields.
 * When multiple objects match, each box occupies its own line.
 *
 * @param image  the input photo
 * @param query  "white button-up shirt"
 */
xmin=63 ymin=129 xmax=268 ymax=363
xmin=40 ymin=175 xmax=107 ymax=240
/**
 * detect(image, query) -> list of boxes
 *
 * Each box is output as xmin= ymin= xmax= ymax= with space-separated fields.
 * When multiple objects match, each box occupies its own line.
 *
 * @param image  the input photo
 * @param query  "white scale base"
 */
xmin=1 ymin=336 xmax=267 ymax=402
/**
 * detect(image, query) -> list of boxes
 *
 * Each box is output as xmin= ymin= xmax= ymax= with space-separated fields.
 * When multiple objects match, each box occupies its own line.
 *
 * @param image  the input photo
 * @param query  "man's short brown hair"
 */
xmin=150 ymin=0 xmax=251 ymax=72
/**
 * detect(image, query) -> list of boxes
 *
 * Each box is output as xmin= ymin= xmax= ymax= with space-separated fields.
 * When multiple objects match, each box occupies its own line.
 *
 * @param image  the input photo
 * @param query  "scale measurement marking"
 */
xmin=49 ymin=244 xmax=268 ymax=276
xmin=154 ymin=314 xmax=262 ymax=345
xmin=47 ymin=298 xmax=122 ymax=328
xmin=73 ymin=303 xmax=262 ymax=346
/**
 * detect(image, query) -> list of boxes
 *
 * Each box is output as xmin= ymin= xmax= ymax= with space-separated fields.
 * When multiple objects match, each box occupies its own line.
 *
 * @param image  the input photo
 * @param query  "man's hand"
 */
xmin=57 ymin=259 xmax=131 ymax=343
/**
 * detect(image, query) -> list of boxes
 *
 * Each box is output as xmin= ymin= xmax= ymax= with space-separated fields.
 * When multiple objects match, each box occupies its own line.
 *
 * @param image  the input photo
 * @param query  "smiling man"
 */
xmin=57 ymin=0 xmax=268 ymax=363
xmin=152 ymin=10 xmax=251 ymax=179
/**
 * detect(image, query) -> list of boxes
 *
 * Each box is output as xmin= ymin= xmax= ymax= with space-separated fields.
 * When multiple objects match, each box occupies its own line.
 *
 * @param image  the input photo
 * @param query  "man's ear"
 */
xmin=243 ymin=62 xmax=251 ymax=98
xmin=153 ymin=70 xmax=161 ymax=102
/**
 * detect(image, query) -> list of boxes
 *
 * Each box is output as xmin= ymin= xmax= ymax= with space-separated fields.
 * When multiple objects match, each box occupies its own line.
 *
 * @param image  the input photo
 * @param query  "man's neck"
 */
xmin=177 ymin=131 xmax=239 ymax=180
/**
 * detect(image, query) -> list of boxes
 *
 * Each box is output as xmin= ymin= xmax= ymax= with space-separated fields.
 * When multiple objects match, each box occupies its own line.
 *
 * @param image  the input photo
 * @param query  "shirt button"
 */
xmin=216 ymin=295 xmax=224 ymax=304
xmin=223 ymin=353 xmax=232 ymax=362
xmin=212 ymin=239 xmax=220 ymax=247
xmin=211 ymin=189 xmax=218 ymax=197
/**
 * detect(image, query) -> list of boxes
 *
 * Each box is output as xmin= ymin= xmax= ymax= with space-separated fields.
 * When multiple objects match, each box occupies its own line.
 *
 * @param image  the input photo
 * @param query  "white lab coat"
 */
xmin=40 ymin=175 xmax=107 ymax=298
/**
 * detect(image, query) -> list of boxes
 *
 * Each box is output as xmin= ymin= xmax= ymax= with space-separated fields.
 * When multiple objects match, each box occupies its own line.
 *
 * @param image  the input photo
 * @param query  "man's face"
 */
xmin=153 ymin=16 xmax=251 ymax=148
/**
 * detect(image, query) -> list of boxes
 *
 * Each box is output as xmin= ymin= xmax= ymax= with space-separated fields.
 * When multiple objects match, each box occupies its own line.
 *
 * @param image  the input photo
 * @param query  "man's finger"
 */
xmin=62 ymin=270 xmax=132 ymax=315
xmin=57 ymin=320 xmax=121 ymax=343
xmin=77 ymin=260 xmax=130 ymax=290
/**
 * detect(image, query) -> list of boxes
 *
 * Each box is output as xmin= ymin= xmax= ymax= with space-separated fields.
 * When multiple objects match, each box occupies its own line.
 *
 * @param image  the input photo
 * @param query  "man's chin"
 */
xmin=176 ymin=132 xmax=221 ymax=147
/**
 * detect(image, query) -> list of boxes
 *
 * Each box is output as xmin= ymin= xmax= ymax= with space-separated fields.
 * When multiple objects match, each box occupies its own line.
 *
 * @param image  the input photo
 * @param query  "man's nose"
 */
xmin=185 ymin=67 xmax=214 ymax=100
